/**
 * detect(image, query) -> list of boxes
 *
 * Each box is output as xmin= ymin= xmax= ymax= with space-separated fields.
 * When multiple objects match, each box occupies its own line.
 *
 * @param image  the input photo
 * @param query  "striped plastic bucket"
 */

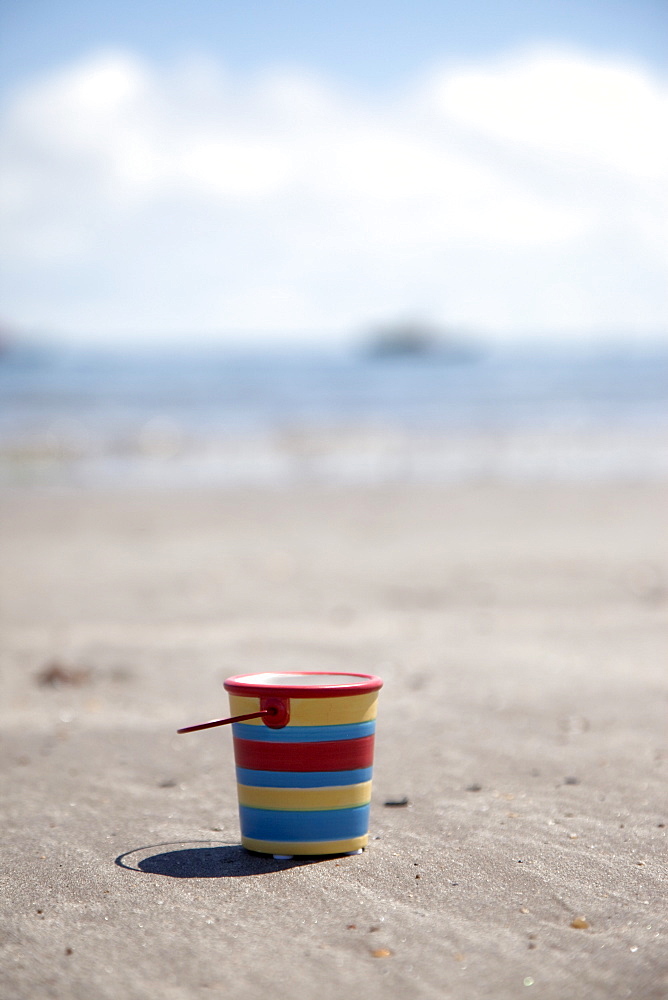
xmin=223 ymin=672 xmax=383 ymax=856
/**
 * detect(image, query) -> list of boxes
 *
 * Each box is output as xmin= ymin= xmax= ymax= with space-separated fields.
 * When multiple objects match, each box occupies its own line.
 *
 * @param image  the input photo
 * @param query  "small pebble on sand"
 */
xmin=36 ymin=662 xmax=91 ymax=687
xmin=570 ymin=917 xmax=590 ymax=929
xmin=372 ymin=949 xmax=392 ymax=958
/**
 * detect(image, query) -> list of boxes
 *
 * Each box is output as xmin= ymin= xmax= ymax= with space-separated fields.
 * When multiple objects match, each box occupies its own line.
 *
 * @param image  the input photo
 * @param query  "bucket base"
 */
xmin=242 ymin=833 xmax=368 ymax=857
xmin=271 ymin=850 xmax=361 ymax=859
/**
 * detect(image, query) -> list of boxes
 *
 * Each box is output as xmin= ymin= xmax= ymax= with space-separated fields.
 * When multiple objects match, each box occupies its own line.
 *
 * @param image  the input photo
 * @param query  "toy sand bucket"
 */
xmin=178 ymin=671 xmax=382 ymax=857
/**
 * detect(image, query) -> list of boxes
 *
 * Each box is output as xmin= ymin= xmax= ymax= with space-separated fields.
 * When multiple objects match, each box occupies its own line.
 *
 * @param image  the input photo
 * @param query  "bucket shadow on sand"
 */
xmin=115 ymin=841 xmax=328 ymax=877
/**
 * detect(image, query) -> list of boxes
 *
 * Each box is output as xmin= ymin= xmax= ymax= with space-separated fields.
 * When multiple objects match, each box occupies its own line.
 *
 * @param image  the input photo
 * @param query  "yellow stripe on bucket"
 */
xmin=241 ymin=834 xmax=368 ymax=855
xmin=237 ymin=781 xmax=372 ymax=812
xmin=228 ymin=692 xmax=379 ymax=726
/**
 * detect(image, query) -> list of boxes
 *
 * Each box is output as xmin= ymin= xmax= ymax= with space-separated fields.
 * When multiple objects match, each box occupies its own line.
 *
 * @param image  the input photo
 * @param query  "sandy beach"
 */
xmin=1 ymin=482 xmax=666 ymax=999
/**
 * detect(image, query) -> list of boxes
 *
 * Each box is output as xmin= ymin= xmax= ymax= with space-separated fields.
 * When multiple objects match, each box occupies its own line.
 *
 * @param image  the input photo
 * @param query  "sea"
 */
xmin=0 ymin=341 xmax=666 ymax=488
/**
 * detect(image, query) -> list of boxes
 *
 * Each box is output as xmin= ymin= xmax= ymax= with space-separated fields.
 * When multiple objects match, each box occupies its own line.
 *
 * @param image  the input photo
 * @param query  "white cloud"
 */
xmin=432 ymin=50 xmax=668 ymax=179
xmin=0 ymin=47 xmax=666 ymax=342
xmin=178 ymin=137 xmax=293 ymax=198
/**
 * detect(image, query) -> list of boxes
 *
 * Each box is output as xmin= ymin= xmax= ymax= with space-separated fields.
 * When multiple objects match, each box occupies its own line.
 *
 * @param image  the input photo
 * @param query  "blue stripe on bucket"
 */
xmin=239 ymin=804 xmax=370 ymax=842
xmin=232 ymin=720 xmax=376 ymax=743
xmin=235 ymin=766 xmax=373 ymax=788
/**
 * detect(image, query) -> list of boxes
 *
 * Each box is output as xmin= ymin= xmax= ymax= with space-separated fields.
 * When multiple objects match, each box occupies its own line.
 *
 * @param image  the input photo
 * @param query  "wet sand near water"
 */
xmin=1 ymin=483 xmax=666 ymax=999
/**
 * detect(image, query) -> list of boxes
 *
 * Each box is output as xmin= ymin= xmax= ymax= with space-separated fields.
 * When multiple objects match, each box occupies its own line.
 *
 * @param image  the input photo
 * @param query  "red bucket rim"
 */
xmin=224 ymin=671 xmax=383 ymax=699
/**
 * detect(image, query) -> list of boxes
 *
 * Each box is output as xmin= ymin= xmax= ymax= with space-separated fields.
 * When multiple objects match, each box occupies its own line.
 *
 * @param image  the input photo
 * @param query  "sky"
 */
xmin=1 ymin=0 xmax=667 ymax=347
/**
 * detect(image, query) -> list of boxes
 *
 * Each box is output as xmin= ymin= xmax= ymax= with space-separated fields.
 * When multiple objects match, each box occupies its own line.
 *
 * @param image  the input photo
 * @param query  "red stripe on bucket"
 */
xmin=233 ymin=735 xmax=375 ymax=772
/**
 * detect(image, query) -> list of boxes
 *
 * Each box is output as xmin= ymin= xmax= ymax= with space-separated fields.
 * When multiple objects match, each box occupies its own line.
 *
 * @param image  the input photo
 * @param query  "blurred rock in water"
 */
xmin=360 ymin=321 xmax=480 ymax=361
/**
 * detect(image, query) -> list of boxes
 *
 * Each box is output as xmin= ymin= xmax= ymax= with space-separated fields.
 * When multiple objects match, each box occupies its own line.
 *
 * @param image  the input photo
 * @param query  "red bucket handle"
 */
xmin=177 ymin=696 xmax=290 ymax=734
